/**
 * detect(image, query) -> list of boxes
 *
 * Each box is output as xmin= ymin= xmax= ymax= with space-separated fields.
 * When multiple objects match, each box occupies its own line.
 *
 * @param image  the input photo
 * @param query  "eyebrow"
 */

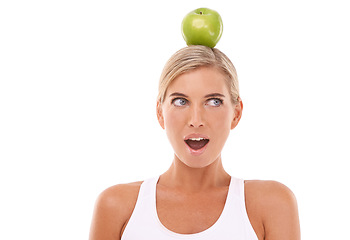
xmin=169 ymin=92 xmax=189 ymax=98
xmin=168 ymin=92 xmax=226 ymax=98
xmin=204 ymin=93 xmax=226 ymax=98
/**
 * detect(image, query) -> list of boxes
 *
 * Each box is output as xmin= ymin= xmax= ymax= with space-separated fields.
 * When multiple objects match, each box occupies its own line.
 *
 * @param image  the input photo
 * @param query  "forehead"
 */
xmin=166 ymin=67 xmax=229 ymax=97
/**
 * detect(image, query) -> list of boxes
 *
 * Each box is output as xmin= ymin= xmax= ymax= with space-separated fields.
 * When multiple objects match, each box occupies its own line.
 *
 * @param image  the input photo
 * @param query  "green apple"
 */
xmin=181 ymin=8 xmax=223 ymax=48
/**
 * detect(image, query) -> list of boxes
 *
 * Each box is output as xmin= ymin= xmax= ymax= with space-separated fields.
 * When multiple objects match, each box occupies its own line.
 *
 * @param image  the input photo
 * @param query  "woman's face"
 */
xmin=157 ymin=66 xmax=242 ymax=168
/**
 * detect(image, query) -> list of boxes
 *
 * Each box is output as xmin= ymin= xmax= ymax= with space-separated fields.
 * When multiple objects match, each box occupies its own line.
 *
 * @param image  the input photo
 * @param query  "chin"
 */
xmin=176 ymin=154 xmax=218 ymax=169
xmin=184 ymin=161 xmax=212 ymax=169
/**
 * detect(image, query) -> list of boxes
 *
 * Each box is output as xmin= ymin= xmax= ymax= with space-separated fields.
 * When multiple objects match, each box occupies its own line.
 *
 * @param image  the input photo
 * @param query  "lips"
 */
xmin=184 ymin=134 xmax=210 ymax=153
xmin=185 ymin=138 xmax=209 ymax=150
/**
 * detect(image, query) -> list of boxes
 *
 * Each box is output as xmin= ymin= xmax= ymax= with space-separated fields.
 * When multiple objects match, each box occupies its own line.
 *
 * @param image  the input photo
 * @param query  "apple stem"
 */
xmin=199 ymin=11 xmax=203 ymax=15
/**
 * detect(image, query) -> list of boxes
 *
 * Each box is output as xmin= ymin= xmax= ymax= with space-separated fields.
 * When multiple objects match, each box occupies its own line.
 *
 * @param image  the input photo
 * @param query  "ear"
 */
xmin=156 ymin=101 xmax=165 ymax=129
xmin=231 ymin=98 xmax=243 ymax=130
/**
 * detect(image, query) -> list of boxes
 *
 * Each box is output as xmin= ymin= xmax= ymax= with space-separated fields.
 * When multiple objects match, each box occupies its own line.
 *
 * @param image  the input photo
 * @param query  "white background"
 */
xmin=1 ymin=0 xmax=349 ymax=239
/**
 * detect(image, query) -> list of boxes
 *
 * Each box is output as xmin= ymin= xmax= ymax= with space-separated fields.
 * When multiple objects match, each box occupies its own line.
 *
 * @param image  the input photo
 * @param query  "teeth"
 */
xmin=189 ymin=138 xmax=205 ymax=141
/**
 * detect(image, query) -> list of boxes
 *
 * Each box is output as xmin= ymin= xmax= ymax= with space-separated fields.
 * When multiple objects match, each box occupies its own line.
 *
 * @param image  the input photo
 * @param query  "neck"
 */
xmin=159 ymin=154 xmax=231 ymax=192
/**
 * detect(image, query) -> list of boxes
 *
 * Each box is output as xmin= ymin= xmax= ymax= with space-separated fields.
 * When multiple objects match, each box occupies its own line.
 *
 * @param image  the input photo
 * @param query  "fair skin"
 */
xmin=89 ymin=66 xmax=300 ymax=240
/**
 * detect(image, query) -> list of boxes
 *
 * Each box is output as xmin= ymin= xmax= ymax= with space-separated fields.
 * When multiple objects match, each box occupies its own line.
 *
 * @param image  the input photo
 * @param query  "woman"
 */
xmin=89 ymin=45 xmax=300 ymax=240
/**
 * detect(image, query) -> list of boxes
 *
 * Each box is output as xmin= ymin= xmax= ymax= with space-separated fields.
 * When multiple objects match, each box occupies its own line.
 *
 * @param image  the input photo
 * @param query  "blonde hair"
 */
xmin=157 ymin=45 xmax=240 ymax=105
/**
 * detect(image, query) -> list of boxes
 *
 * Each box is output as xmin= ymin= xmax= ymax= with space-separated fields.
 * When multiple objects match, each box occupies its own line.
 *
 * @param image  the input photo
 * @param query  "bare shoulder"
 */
xmin=245 ymin=180 xmax=297 ymax=204
xmin=99 ymin=181 xmax=143 ymax=206
xmin=244 ymin=180 xmax=300 ymax=240
xmin=89 ymin=181 xmax=143 ymax=240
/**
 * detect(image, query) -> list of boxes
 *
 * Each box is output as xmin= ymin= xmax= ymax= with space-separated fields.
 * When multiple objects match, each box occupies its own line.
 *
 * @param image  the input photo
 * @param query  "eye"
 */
xmin=172 ymin=98 xmax=188 ymax=107
xmin=206 ymin=98 xmax=223 ymax=107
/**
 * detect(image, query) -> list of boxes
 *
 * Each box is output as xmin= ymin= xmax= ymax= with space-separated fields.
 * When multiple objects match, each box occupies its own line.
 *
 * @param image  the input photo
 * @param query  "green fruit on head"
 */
xmin=181 ymin=8 xmax=223 ymax=48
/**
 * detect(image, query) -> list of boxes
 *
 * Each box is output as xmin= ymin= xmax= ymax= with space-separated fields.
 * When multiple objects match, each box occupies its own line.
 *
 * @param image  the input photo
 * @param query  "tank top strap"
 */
xmin=121 ymin=177 xmax=160 ymax=240
xmin=138 ymin=176 xmax=159 ymax=202
xmin=209 ymin=176 xmax=242 ymax=229
xmin=225 ymin=177 xmax=258 ymax=239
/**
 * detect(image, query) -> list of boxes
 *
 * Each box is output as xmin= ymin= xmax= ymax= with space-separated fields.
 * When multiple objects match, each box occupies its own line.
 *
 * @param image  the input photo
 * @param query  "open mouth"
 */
xmin=185 ymin=138 xmax=210 ymax=150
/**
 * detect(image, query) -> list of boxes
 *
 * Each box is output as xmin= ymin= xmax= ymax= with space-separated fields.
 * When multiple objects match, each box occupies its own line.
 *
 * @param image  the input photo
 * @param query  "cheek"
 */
xmin=163 ymin=109 xmax=186 ymax=133
xmin=209 ymin=110 xmax=233 ymax=147
xmin=211 ymin=108 xmax=234 ymax=129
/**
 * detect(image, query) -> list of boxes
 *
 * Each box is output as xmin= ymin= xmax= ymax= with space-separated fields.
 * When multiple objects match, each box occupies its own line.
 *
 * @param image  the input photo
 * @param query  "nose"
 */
xmin=188 ymin=104 xmax=204 ymax=128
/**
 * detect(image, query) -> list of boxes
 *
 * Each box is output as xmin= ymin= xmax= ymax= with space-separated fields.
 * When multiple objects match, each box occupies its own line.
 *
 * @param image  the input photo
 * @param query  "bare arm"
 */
xmin=89 ymin=183 xmax=140 ymax=240
xmin=262 ymin=181 xmax=300 ymax=240
xmin=245 ymin=180 xmax=300 ymax=240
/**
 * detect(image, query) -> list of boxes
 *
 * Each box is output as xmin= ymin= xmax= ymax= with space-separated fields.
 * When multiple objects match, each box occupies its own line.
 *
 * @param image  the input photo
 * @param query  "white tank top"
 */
xmin=121 ymin=176 xmax=258 ymax=240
